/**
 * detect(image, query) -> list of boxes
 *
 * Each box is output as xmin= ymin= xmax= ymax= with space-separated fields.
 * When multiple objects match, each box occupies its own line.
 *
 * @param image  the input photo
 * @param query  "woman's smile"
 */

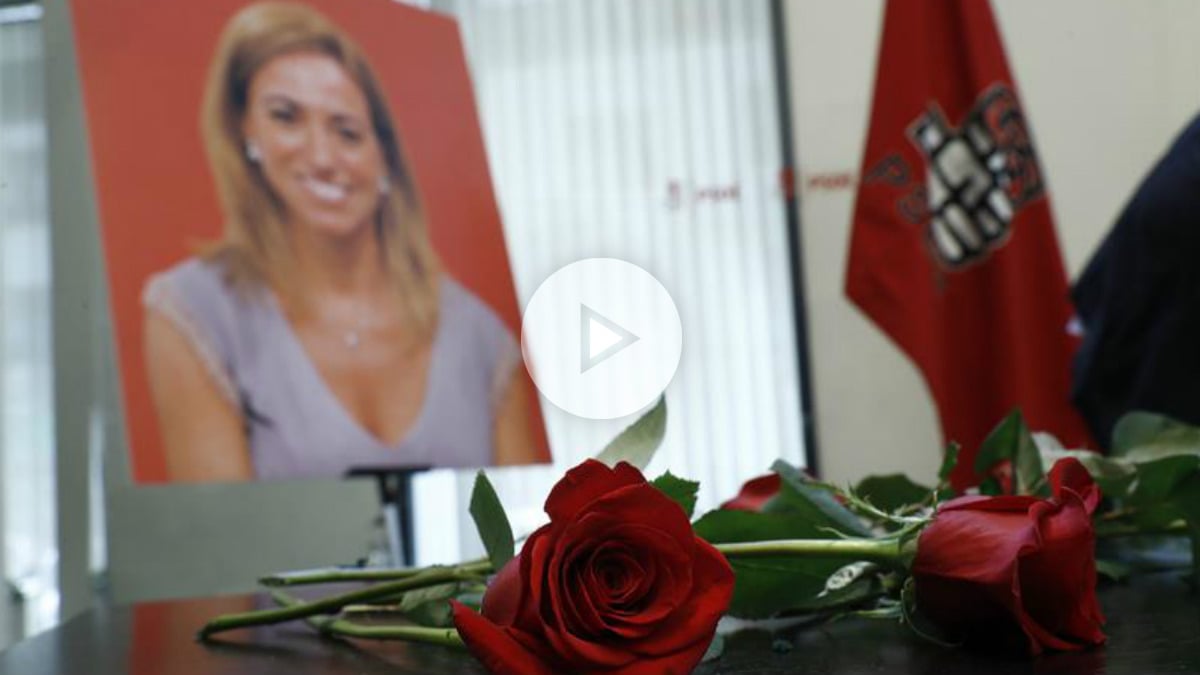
xmin=299 ymin=174 xmax=351 ymax=205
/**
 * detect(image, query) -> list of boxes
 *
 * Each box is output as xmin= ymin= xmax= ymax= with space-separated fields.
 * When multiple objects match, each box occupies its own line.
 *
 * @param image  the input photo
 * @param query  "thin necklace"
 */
xmin=342 ymin=309 xmax=370 ymax=349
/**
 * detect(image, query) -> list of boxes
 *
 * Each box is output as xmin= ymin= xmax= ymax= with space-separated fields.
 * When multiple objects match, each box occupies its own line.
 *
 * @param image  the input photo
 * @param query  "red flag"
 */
xmin=846 ymin=0 xmax=1093 ymax=490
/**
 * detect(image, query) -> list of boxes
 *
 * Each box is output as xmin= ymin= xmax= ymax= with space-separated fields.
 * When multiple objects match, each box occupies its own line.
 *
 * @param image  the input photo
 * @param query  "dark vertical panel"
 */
xmin=769 ymin=0 xmax=819 ymax=474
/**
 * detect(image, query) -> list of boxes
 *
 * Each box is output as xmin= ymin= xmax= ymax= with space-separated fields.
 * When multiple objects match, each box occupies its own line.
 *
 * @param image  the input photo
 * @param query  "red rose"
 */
xmin=912 ymin=457 xmax=1106 ymax=655
xmin=452 ymin=460 xmax=734 ymax=675
xmin=720 ymin=473 xmax=781 ymax=512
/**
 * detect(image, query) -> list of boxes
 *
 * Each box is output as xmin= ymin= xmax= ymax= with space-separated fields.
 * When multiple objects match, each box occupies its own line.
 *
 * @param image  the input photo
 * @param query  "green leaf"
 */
xmin=1111 ymin=411 xmax=1200 ymax=457
xmin=1123 ymin=464 xmax=1200 ymax=580
xmin=1125 ymin=445 xmax=1200 ymax=467
xmin=777 ymin=563 xmax=883 ymax=615
xmin=1099 ymin=413 xmax=1200 ymax=582
xmin=854 ymin=474 xmax=932 ymax=513
xmin=651 ymin=472 xmax=699 ymax=519
xmin=978 ymin=475 xmax=1004 ymax=497
xmin=1095 ymin=559 xmax=1131 ymax=583
xmin=398 ymin=581 xmax=459 ymax=613
xmin=694 ymin=508 xmax=833 ymax=547
xmin=849 ymin=603 xmax=904 ymax=621
xmin=1161 ymin=473 xmax=1200 ymax=583
xmin=402 ymin=597 xmax=455 ymax=627
xmin=937 ymin=441 xmax=961 ymax=486
xmin=397 ymin=580 xmax=479 ymax=627
xmin=469 ymin=471 xmax=514 ymax=571
xmin=693 ymin=509 xmax=854 ymax=618
xmin=1128 ymin=455 xmax=1200 ymax=505
xmin=974 ymin=410 xmax=1047 ymax=496
xmin=768 ymin=460 xmax=871 ymax=537
xmin=700 ymin=633 xmax=725 ymax=663
xmin=594 ymin=396 xmax=667 ymax=470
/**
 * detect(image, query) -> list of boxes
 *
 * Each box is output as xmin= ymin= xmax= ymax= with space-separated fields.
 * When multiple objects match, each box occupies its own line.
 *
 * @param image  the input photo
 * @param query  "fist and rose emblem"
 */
xmin=867 ymin=84 xmax=1045 ymax=269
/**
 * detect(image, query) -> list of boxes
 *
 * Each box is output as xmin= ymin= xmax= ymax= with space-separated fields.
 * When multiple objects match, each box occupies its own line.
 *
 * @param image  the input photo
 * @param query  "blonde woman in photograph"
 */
xmin=143 ymin=2 xmax=542 ymax=481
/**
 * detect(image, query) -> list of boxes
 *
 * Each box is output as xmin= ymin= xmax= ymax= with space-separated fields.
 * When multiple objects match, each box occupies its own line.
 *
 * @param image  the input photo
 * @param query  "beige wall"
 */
xmin=784 ymin=0 xmax=1200 ymax=486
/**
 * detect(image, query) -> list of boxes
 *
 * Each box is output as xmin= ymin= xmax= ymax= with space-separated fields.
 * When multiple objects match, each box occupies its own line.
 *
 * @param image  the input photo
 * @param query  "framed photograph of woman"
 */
xmin=69 ymin=0 xmax=551 ymax=482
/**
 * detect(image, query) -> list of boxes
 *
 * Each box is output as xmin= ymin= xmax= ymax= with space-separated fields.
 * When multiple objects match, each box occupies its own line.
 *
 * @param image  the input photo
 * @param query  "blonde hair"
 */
xmin=201 ymin=1 xmax=440 ymax=333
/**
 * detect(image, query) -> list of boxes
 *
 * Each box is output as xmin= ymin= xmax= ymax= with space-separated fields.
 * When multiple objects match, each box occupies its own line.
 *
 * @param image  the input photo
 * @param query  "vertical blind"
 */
xmin=413 ymin=0 xmax=806 ymax=562
xmin=0 ymin=3 xmax=58 ymax=642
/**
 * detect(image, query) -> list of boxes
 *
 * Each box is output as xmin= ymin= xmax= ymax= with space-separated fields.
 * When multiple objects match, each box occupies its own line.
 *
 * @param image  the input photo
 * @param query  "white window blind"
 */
xmin=0 ymin=3 xmax=58 ymax=644
xmin=413 ymin=0 xmax=807 ymax=563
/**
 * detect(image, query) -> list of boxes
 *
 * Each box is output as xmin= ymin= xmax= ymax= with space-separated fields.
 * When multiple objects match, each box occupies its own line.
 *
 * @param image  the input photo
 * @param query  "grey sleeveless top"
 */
xmin=143 ymin=258 xmax=520 ymax=479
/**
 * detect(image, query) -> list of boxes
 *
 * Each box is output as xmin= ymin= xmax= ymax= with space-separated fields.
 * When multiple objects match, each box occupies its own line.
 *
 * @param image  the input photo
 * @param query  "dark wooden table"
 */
xmin=3 ymin=569 xmax=1198 ymax=674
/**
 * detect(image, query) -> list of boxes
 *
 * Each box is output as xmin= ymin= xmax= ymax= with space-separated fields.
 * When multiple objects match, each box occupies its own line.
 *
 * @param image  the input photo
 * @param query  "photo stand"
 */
xmin=347 ymin=466 xmax=430 ymax=567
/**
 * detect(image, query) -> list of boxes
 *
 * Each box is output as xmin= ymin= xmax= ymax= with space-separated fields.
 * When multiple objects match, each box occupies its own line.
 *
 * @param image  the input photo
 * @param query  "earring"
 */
xmin=378 ymin=175 xmax=391 ymax=196
xmin=245 ymin=140 xmax=262 ymax=163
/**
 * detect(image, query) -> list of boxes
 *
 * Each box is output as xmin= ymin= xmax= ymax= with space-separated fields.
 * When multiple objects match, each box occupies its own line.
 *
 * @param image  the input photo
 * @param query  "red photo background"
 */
xmin=69 ymin=0 xmax=548 ymax=482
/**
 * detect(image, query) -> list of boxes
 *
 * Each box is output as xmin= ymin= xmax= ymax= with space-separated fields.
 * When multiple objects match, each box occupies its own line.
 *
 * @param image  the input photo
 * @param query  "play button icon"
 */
xmin=581 ymin=305 xmax=639 ymax=373
xmin=521 ymin=258 xmax=683 ymax=420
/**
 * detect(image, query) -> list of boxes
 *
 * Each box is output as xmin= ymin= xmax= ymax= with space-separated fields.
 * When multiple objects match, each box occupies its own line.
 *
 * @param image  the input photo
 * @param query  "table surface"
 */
xmin=2 ymin=568 xmax=1198 ymax=675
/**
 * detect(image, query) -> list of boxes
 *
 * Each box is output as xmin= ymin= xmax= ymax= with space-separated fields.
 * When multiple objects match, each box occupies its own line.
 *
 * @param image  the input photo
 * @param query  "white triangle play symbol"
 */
xmin=581 ymin=304 xmax=639 ymax=373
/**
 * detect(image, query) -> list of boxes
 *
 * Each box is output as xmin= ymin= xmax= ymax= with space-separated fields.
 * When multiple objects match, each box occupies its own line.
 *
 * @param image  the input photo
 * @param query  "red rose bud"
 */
xmin=720 ymin=473 xmax=781 ymax=511
xmin=912 ymin=457 xmax=1105 ymax=655
xmin=453 ymin=460 xmax=735 ymax=675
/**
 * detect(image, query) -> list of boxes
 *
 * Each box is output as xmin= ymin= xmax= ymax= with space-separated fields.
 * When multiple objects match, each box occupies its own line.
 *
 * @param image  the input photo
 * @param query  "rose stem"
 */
xmin=260 ymin=559 xmax=493 ymax=587
xmin=197 ymin=568 xmax=483 ymax=640
xmin=270 ymin=591 xmax=466 ymax=648
xmin=714 ymin=537 xmax=908 ymax=566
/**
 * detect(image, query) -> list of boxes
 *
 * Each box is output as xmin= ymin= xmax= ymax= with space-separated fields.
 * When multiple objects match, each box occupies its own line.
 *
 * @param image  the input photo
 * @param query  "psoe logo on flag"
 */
xmin=906 ymin=83 xmax=1044 ymax=269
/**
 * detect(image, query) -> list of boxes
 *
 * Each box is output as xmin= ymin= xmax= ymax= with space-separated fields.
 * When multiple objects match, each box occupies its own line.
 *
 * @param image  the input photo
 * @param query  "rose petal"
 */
xmin=1012 ymin=615 xmax=1083 ymax=655
xmin=594 ymin=550 xmax=641 ymax=601
xmin=538 ymin=475 xmax=695 ymax=653
xmin=628 ymin=538 xmax=734 ymax=657
xmin=483 ymin=458 xmax=739 ymax=672
xmin=937 ymin=494 xmax=1040 ymax=514
xmin=522 ymin=528 xmax=556 ymax=625
xmin=609 ymin=629 xmax=719 ymax=675
xmin=586 ymin=527 xmax=690 ymax=626
xmin=609 ymin=551 xmax=655 ymax=607
xmin=597 ymin=548 xmax=663 ymax=636
xmin=1048 ymin=457 xmax=1101 ymax=514
xmin=913 ymin=506 xmax=1039 ymax=585
xmin=578 ymin=483 xmax=697 ymax=551
xmin=561 ymin=552 xmax=612 ymax=636
xmin=913 ymin=575 xmax=1030 ymax=650
xmin=913 ymin=495 xmax=1043 ymax=653
xmin=544 ymin=460 xmax=646 ymax=522
xmin=1018 ymin=497 xmax=1106 ymax=649
xmin=539 ymin=531 xmax=639 ymax=668
xmin=581 ymin=548 xmax=665 ymax=640
xmin=549 ymin=630 xmax=637 ymax=671
xmin=559 ymin=483 xmax=698 ymax=617
xmin=721 ymin=473 xmax=781 ymax=511
xmin=578 ymin=544 xmax=644 ymax=616
xmin=480 ymin=557 xmax=525 ymax=626
xmin=916 ymin=490 xmax=1108 ymax=656
xmin=451 ymin=601 xmax=556 ymax=675
xmin=555 ymin=515 xmax=694 ymax=626
xmin=543 ymin=525 xmax=690 ymax=665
